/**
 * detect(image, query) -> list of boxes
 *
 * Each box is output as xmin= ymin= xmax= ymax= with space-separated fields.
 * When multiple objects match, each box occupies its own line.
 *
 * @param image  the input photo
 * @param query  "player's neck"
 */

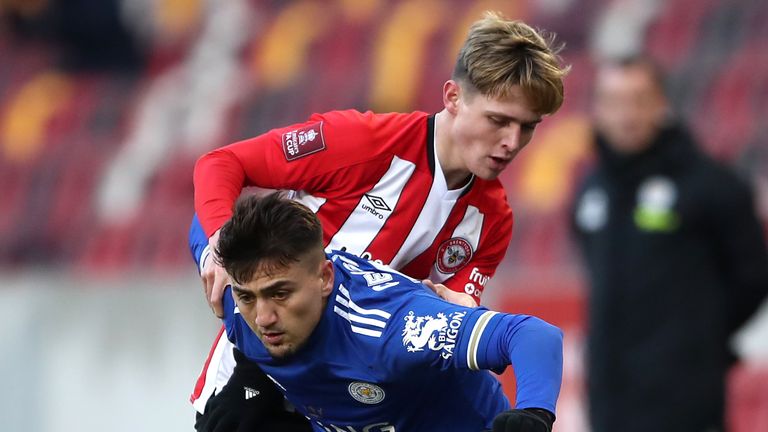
xmin=434 ymin=110 xmax=472 ymax=190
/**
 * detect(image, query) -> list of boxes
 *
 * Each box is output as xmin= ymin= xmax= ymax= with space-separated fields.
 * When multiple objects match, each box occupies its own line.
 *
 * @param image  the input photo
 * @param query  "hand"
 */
xmin=195 ymin=349 xmax=311 ymax=432
xmin=201 ymin=230 xmax=230 ymax=318
xmin=422 ymin=279 xmax=478 ymax=307
xmin=492 ymin=409 xmax=554 ymax=432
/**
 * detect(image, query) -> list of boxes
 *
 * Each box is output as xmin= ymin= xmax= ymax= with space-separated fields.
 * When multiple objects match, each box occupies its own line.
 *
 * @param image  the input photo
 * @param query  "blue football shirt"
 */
xmin=222 ymin=250 xmax=562 ymax=431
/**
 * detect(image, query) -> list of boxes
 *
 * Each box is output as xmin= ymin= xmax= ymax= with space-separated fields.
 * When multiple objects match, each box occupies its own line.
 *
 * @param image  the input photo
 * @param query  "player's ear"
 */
xmin=319 ymin=259 xmax=334 ymax=297
xmin=443 ymin=80 xmax=461 ymax=115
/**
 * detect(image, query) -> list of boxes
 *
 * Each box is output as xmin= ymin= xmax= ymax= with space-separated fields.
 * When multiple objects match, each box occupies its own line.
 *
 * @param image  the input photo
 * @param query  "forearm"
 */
xmin=478 ymin=314 xmax=563 ymax=414
xmin=193 ymin=149 xmax=249 ymax=237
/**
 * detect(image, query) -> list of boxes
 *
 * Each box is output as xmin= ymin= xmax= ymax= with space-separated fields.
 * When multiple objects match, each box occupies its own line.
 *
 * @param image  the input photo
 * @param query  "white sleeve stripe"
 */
xmin=467 ymin=311 xmax=498 ymax=370
xmin=351 ymin=326 xmax=384 ymax=337
xmin=199 ymin=244 xmax=212 ymax=274
xmin=332 ymin=304 xmax=387 ymax=328
xmin=337 ymin=285 xmax=392 ymax=319
xmin=336 ymin=295 xmax=391 ymax=320
xmin=333 ymin=306 xmax=384 ymax=337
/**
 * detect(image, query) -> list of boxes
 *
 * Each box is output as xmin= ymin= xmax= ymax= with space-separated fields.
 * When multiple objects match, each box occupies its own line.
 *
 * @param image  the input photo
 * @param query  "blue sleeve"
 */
xmin=392 ymin=291 xmax=562 ymax=414
xmin=189 ymin=213 xmax=211 ymax=274
xmin=474 ymin=313 xmax=563 ymax=413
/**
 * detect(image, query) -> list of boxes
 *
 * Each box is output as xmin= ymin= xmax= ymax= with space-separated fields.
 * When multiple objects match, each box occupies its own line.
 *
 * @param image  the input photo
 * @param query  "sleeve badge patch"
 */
xmin=435 ymin=237 xmax=473 ymax=274
xmin=282 ymin=121 xmax=326 ymax=161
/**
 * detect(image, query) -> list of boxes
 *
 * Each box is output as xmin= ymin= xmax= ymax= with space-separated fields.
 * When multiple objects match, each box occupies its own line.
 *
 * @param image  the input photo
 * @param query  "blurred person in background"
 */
xmin=189 ymin=12 xmax=569 ymax=432
xmin=571 ymin=55 xmax=768 ymax=432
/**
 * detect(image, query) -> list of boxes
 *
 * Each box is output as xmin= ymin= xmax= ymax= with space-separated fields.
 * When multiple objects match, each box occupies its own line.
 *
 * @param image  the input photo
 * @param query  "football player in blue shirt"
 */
xmin=200 ymin=192 xmax=562 ymax=432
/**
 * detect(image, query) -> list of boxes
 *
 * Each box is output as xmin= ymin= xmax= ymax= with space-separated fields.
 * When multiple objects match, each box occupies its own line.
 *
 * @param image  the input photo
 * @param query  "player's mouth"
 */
xmin=488 ymin=156 xmax=511 ymax=171
xmin=261 ymin=331 xmax=285 ymax=345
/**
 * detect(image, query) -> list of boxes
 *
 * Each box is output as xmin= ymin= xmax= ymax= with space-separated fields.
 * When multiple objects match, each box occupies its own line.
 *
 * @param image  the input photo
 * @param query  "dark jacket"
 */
xmin=571 ymin=122 xmax=768 ymax=432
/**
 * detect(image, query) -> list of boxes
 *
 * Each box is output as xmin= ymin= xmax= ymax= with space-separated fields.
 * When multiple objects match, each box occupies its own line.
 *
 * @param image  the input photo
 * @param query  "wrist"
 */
xmin=199 ymin=244 xmax=212 ymax=273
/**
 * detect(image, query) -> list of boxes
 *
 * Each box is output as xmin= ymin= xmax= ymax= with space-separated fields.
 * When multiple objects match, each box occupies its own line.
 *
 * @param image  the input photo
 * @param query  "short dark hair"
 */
xmin=215 ymin=192 xmax=324 ymax=285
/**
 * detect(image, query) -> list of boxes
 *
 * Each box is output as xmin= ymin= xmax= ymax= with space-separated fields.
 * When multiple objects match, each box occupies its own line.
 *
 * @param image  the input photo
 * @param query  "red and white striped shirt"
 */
xmin=191 ymin=110 xmax=513 ymax=410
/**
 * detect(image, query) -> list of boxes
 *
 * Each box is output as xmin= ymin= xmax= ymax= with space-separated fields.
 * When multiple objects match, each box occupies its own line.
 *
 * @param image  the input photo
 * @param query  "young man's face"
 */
xmin=231 ymin=254 xmax=334 ymax=359
xmin=449 ymin=83 xmax=542 ymax=180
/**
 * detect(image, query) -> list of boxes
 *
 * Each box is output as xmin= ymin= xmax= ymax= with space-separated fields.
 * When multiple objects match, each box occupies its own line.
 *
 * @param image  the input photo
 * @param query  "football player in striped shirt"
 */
xmin=211 ymin=193 xmax=562 ymax=431
xmin=190 ymin=11 xmax=568 ymax=432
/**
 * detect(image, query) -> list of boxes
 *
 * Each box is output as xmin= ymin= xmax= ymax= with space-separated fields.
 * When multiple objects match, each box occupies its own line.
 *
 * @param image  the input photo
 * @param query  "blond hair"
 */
xmin=453 ymin=11 xmax=569 ymax=115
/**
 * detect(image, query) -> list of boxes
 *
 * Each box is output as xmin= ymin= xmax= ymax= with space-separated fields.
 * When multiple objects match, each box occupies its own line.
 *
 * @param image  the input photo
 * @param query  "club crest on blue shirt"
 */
xmin=435 ymin=237 xmax=473 ymax=274
xmin=348 ymin=382 xmax=386 ymax=405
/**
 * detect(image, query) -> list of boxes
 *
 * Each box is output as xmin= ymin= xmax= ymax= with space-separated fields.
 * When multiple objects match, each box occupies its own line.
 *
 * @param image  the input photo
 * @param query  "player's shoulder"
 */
xmin=310 ymin=110 xmax=430 ymax=151
xmin=311 ymin=109 xmax=428 ymax=125
xmin=465 ymin=178 xmax=512 ymax=217
xmin=327 ymin=251 xmax=427 ymax=354
xmin=331 ymin=251 xmax=421 ymax=295
xmin=331 ymin=251 xmax=431 ymax=308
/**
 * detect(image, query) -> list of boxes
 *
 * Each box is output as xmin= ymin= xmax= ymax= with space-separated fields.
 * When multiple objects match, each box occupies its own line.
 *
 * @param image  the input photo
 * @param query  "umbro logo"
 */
xmin=364 ymin=194 xmax=391 ymax=211
xmin=361 ymin=194 xmax=391 ymax=220
xmin=244 ymin=387 xmax=260 ymax=400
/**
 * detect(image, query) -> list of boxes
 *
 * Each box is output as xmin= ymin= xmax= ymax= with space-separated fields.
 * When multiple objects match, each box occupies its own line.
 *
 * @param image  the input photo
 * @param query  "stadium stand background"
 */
xmin=0 ymin=0 xmax=766 ymax=430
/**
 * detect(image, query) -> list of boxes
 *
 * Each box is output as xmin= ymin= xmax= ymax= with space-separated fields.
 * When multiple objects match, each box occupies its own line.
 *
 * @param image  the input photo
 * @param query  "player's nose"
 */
xmin=500 ymin=125 xmax=522 ymax=152
xmin=254 ymin=301 xmax=278 ymax=327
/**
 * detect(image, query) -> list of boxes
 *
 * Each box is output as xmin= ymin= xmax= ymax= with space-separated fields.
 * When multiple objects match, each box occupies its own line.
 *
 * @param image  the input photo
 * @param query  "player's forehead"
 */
xmin=469 ymin=85 xmax=541 ymax=123
xmin=241 ymin=261 xmax=306 ymax=291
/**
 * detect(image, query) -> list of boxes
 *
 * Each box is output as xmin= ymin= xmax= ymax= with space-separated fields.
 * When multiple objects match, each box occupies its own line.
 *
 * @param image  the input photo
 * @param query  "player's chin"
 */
xmin=265 ymin=344 xmax=295 ymax=359
xmin=474 ymin=166 xmax=503 ymax=181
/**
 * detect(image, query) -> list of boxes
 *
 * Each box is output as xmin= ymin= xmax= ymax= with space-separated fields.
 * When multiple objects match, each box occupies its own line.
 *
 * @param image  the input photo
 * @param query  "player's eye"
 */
xmin=272 ymin=291 xmax=289 ymax=301
xmin=521 ymin=123 xmax=538 ymax=132
xmin=488 ymin=116 xmax=507 ymax=127
xmin=238 ymin=294 xmax=255 ymax=304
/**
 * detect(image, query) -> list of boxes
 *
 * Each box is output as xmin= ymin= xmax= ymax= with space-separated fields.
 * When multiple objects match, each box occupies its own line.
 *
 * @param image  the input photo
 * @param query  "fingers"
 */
xmin=201 ymin=259 xmax=227 ymax=318
xmin=446 ymin=290 xmax=479 ymax=308
xmin=206 ymin=229 xmax=226 ymax=318
xmin=210 ymin=267 xmax=227 ymax=318
xmin=421 ymin=279 xmax=437 ymax=293
xmin=423 ymin=279 xmax=478 ymax=307
xmin=201 ymin=255 xmax=217 ymax=314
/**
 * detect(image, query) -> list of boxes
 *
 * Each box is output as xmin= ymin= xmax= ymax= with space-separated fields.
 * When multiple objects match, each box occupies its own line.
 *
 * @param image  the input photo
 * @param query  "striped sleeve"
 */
xmin=193 ymin=110 xmax=378 ymax=237
xmin=465 ymin=310 xmax=498 ymax=370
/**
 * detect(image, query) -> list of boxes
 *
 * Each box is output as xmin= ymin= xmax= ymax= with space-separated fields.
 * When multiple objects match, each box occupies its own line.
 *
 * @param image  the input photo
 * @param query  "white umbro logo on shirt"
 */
xmin=244 ymin=387 xmax=260 ymax=400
